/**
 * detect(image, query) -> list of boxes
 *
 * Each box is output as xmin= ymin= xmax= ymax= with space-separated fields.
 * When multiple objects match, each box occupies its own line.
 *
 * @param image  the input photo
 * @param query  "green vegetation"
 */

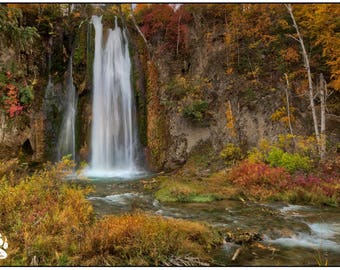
xmin=266 ymin=147 xmax=312 ymax=173
xmin=155 ymin=176 xmax=222 ymax=203
xmin=18 ymin=85 xmax=34 ymax=105
xmin=0 ymin=5 xmax=39 ymax=53
xmin=183 ymin=100 xmax=210 ymax=126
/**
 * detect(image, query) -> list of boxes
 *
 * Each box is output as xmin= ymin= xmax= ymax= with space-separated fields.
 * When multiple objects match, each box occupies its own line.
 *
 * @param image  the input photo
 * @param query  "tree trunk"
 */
xmin=319 ymin=73 xmax=326 ymax=159
xmin=284 ymin=73 xmax=296 ymax=145
xmin=285 ymin=4 xmax=321 ymax=151
xmin=176 ymin=14 xmax=182 ymax=57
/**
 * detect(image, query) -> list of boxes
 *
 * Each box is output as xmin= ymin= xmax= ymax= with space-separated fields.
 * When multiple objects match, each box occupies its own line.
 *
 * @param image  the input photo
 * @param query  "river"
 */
xmin=79 ymin=177 xmax=340 ymax=266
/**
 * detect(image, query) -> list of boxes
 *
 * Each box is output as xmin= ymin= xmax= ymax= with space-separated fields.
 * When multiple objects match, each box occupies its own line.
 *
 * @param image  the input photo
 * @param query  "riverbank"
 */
xmin=152 ymin=139 xmax=340 ymax=207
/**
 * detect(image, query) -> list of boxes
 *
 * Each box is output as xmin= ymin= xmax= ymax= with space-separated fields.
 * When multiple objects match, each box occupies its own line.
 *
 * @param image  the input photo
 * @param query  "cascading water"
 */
xmin=86 ymin=15 xmax=143 ymax=178
xmin=57 ymin=58 xmax=77 ymax=160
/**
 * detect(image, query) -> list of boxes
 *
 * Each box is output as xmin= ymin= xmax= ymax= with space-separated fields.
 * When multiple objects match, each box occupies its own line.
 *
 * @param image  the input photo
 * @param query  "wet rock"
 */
xmin=225 ymin=230 xmax=262 ymax=245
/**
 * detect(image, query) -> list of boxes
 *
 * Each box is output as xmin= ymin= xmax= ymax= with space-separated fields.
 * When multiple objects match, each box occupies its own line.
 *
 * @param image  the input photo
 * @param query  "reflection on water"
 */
xmin=80 ymin=178 xmax=340 ymax=266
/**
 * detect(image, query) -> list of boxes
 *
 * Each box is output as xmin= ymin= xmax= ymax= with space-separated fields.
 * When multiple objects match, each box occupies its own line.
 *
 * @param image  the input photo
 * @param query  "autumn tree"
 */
xmin=133 ymin=4 xmax=191 ymax=56
xmin=0 ymin=4 xmax=39 ymax=55
xmin=285 ymin=4 xmax=339 ymax=159
xmin=293 ymin=4 xmax=340 ymax=91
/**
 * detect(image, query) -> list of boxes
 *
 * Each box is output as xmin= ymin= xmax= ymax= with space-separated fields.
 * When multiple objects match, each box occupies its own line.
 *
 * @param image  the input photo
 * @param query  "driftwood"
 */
xmin=251 ymin=242 xmax=280 ymax=254
xmin=231 ymin=247 xmax=242 ymax=261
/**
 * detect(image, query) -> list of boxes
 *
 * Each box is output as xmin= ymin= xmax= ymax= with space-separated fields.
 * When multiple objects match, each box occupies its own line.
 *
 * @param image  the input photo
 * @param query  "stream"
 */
xmin=79 ymin=177 xmax=340 ymax=266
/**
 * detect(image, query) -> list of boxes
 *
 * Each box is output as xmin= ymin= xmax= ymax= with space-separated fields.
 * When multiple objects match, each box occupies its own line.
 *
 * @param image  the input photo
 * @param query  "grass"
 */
xmin=155 ymin=176 xmax=222 ymax=203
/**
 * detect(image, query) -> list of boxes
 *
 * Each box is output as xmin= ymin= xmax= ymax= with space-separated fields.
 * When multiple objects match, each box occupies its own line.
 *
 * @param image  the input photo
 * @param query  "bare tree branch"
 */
xmin=285 ymin=3 xmax=321 ymax=154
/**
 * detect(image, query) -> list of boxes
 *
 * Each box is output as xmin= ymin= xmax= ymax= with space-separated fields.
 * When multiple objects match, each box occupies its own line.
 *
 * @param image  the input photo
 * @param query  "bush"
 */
xmin=183 ymin=100 xmax=210 ymax=126
xmin=276 ymin=134 xmax=318 ymax=157
xmin=0 ymin=158 xmax=94 ymax=266
xmin=227 ymin=161 xmax=292 ymax=200
xmin=266 ymin=147 xmax=312 ymax=173
xmin=165 ymin=76 xmax=190 ymax=100
xmin=220 ymin=143 xmax=242 ymax=164
xmin=246 ymin=139 xmax=271 ymax=163
xmin=18 ymin=85 xmax=34 ymax=105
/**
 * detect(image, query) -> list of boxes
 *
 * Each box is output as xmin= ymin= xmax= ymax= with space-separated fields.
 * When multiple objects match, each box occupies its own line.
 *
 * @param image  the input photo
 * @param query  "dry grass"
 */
xmin=78 ymin=212 xmax=221 ymax=266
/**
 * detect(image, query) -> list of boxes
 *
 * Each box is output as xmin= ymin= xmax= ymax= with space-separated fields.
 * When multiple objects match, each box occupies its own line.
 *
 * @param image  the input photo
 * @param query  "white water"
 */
xmin=86 ymin=16 xmax=143 ymax=178
xmin=57 ymin=59 xmax=77 ymax=160
xmin=88 ymin=193 xmax=140 ymax=204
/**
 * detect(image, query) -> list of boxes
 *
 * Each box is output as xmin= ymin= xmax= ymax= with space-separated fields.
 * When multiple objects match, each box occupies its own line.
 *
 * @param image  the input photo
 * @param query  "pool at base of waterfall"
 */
xmin=81 ymin=167 xmax=150 ymax=180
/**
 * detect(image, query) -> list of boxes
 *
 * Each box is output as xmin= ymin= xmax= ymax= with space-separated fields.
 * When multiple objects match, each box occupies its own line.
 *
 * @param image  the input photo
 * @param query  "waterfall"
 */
xmin=57 ymin=58 xmax=77 ymax=160
xmin=86 ymin=15 xmax=143 ymax=178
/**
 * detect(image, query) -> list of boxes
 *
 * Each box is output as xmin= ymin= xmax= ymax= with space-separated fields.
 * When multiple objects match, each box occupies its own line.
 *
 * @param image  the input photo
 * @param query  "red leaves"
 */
xmin=229 ymin=159 xmax=340 ymax=200
xmin=229 ymin=161 xmax=291 ymax=191
xmin=3 ymin=79 xmax=23 ymax=117
xmin=135 ymin=4 xmax=192 ymax=54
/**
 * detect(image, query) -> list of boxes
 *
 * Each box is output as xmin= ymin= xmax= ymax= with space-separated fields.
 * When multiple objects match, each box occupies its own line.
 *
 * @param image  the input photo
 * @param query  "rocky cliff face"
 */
xmin=130 ymin=8 xmax=327 ymax=171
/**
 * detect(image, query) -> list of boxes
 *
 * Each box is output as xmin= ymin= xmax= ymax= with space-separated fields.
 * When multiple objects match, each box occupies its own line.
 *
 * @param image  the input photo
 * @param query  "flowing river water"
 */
xmin=76 ymin=177 xmax=340 ymax=266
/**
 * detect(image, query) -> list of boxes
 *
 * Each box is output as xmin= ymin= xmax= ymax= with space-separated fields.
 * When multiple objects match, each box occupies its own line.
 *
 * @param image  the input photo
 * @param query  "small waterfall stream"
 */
xmin=86 ymin=15 xmax=143 ymax=178
xmin=57 ymin=58 xmax=77 ymax=160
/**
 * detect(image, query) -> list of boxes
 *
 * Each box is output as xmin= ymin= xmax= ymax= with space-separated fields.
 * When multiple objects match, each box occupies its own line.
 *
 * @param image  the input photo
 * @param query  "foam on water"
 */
xmin=265 ymin=222 xmax=340 ymax=252
xmin=280 ymin=204 xmax=309 ymax=213
xmin=83 ymin=168 xmax=147 ymax=180
xmin=88 ymin=192 xmax=140 ymax=204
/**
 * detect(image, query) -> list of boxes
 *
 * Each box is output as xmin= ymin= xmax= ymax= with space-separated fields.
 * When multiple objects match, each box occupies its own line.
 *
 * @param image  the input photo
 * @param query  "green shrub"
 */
xmin=19 ymin=85 xmax=34 ymax=105
xmin=183 ymin=100 xmax=210 ymax=125
xmin=266 ymin=147 xmax=312 ymax=173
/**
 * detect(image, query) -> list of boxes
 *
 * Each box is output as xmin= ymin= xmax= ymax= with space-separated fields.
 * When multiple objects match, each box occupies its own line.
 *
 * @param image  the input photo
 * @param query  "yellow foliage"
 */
xmin=281 ymin=47 xmax=300 ymax=63
xmin=0 ymin=159 xmax=94 ymax=266
xmin=271 ymin=106 xmax=295 ymax=126
xmin=225 ymin=101 xmax=236 ymax=137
